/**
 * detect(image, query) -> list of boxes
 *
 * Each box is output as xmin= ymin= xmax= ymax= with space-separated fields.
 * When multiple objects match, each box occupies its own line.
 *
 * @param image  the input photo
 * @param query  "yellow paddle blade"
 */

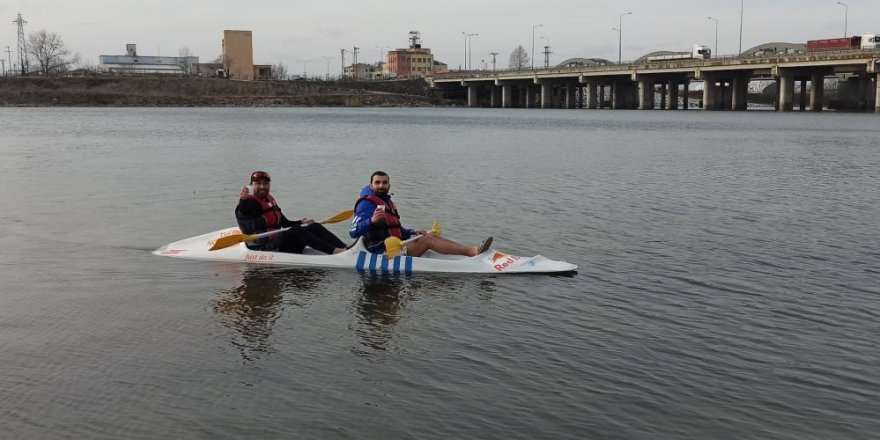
xmin=431 ymin=220 xmax=442 ymax=236
xmin=384 ymin=237 xmax=404 ymax=260
xmin=209 ymin=233 xmax=258 ymax=251
xmin=320 ymin=209 xmax=355 ymax=224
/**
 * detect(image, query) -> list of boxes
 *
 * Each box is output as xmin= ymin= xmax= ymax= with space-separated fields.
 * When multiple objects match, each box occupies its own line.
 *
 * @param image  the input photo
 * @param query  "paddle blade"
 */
xmin=209 ymin=233 xmax=256 ymax=251
xmin=320 ymin=209 xmax=355 ymax=224
xmin=384 ymin=237 xmax=404 ymax=259
xmin=431 ymin=220 xmax=442 ymax=236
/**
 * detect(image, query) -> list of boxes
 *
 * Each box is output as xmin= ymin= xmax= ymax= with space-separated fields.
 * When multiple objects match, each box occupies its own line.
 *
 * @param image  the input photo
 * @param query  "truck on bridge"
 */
xmin=646 ymin=45 xmax=711 ymax=62
xmin=807 ymin=33 xmax=879 ymax=51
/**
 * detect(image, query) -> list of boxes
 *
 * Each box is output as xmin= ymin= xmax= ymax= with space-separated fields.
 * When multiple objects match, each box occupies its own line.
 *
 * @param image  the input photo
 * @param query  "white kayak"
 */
xmin=153 ymin=227 xmax=577 ymax=274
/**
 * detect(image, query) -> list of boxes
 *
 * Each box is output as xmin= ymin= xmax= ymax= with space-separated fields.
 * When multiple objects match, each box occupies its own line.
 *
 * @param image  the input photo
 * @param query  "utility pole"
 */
xmin=13 ymin=12 xmax=28 ymax=75
xmin=489 ymin=52 xmax=498 ymax=72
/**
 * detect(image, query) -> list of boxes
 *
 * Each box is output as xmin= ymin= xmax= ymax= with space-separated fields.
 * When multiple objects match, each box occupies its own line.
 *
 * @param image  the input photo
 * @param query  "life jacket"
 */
xmin=254 ymin=194 xmax=282 ymax=231
xmin=248 ymin=195 xmax=283 ymax=250
xmin=356 ymin=194 xmax=403 ymax=249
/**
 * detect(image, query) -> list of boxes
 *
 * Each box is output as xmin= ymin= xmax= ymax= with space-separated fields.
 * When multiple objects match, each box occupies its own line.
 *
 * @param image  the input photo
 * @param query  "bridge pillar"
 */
xmin=810 ymin=74 xmax=824 ymax=111
xmin=659 ymin=83 xmax=667 ymax=109
xmin=565 ymin=85 xmax=575 ymax=109
xmin=638 ymin=79 xmax=654 ymax=110
xmin=599 ymin=84 xmax=606 ymax=108
xmin=682 ymin=81 xmax=689 ymax=110
xmin=523 ymin=84 xmax=535 ymax=108
xmin=778 ymin=75 xmax=794 ymax=111
xmin=798 ymin=80 xmax=808 ymax=111
xmin=467 ymin=84 xmax=479 ymax=107
xmin=702 ymin=80 xmax=716 ymax=110
xmin=502 ymin=85 xmax=512 ymax=108
xmin=587 ymin=83 xmax=598 ymax=109
xmin=875 ymin=74 xmax=880 ymax=113
xmin=732 ymin=76 xmax=748 ymax=111
xmin=668 ymin=79 xmax=679 ymax=110
xmin=540 ymin=83 xmax=552 ymax=109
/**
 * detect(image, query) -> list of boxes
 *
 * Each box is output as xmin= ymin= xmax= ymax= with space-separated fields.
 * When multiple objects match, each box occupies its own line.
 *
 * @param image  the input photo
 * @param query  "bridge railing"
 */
xmin=433 ymin=49 xmax=880 ymax=80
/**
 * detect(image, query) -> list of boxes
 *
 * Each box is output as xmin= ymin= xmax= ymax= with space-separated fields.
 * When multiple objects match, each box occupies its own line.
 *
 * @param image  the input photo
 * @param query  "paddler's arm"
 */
xmin=235 ymin=198 xmax=267 ymax=235
xmin=349 ymin=200 xmax=376 ymax=239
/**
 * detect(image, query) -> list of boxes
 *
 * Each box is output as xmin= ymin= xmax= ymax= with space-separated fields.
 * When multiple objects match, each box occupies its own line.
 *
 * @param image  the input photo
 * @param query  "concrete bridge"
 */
xmin=430 ymin=49 xmax=880 ymax=112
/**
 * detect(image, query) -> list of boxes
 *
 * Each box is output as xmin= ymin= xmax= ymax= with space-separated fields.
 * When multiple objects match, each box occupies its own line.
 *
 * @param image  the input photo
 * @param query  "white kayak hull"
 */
xmin=153 ymin=227 xmax=577 ymax=274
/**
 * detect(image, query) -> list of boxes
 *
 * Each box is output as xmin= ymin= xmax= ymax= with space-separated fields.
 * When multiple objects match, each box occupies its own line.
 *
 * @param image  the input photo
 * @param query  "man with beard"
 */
xmin=349 ymin=171 xmax=492 ymax=257
xmin=236 ymin=171 xmax=348 ymax=254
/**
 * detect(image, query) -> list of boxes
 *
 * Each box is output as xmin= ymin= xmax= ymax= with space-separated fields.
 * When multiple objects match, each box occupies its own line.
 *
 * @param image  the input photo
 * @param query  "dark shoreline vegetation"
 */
xmin=0 ymin=77 xmax=446 ymax=107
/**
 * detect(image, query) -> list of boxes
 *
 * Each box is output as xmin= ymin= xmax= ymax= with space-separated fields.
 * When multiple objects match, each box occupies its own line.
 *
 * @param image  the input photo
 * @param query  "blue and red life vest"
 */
xmin=356 ymin=194 xmax=403 ymax=249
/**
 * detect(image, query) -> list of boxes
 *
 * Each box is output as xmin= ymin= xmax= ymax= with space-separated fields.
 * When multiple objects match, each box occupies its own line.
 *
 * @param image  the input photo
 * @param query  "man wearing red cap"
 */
xmin=235 ymin=171 xmax=348 ymax=254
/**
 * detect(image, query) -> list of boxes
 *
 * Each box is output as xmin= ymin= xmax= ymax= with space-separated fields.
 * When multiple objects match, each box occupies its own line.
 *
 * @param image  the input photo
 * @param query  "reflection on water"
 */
xmin=353 ymin=274 xmax=498 ymax=355
xmin=214 ymin=267 xmax=326 ymax=361
xmin=354 ymin=274 xmax=410 ymax=353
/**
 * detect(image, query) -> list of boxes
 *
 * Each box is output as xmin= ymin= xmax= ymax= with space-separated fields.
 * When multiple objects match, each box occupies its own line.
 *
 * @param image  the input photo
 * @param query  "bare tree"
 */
xmin=26 ymin=30 xmax=80 ymax=75
xmin=178 ymin=46 xmax=194 ymax=74
xmin=508 ymin=45 xmax=529 ymax=70
xmin=270 ymin=61 xmax=288 ymax=80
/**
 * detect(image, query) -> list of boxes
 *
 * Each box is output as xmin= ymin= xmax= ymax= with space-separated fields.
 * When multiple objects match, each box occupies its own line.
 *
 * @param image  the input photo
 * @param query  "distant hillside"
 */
xmin=0 ymin=77 xmax=440 ymax=107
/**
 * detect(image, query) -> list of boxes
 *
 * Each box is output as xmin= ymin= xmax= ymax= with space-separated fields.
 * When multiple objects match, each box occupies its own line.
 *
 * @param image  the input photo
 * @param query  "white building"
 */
xmin=99 ymin=44 xmax=199 ymax=74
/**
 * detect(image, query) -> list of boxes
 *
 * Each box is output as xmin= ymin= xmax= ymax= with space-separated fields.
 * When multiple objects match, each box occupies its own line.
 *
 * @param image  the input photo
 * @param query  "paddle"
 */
xmin=209 ymin=209 xmax=354 ymax=251
xmin=384 ymin=220 xmax=442 ymax=259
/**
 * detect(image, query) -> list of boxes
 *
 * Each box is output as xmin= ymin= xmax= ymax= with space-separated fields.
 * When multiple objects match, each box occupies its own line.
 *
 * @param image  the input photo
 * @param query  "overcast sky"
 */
xmin=3 ymin=1 xmax=878 ymax=73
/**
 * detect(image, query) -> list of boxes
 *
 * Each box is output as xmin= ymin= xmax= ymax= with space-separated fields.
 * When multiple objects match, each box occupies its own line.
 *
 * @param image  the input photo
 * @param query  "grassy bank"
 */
xmin=0 ymin=76 xmax=438 ymax=107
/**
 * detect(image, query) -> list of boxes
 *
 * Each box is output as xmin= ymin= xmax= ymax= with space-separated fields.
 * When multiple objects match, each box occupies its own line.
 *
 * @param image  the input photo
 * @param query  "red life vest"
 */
xmin=356 ymin=194 xmax=403 ymax=247
xmin=254 ymin=194 xmax=283 ymax=231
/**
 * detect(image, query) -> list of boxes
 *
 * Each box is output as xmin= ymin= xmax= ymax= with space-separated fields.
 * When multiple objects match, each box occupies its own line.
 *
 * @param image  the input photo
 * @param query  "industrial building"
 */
xmin=385 ymin=31 xmax=446 ymax=79
xmin=99 ymin=44 xmax=198 ymax=74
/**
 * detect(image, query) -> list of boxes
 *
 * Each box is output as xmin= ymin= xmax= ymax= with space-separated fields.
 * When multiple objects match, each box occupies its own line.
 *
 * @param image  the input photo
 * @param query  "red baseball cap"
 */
xmin=250 ymin=171 xmax=271 ymax=182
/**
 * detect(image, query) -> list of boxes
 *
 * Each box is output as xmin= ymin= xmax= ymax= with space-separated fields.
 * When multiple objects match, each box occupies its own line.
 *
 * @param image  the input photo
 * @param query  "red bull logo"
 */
xmin=493 ymin=254 xmax=521 ymax=272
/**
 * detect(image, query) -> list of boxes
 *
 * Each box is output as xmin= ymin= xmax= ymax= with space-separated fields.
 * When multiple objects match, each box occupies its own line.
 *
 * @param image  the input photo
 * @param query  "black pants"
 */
xmin=276 ymin=223 xmax=347 ymax=255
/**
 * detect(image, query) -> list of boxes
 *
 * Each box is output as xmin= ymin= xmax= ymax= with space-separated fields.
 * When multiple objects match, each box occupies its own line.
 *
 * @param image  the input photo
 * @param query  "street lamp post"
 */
xmin=836 ymin=1 xmax=848 ymax=37
xmin=531 ymin=24 xmax=543 ymax=69
xmin=738 ymin=0 xmax=744 ymax=55
xmin=467 ymin=33 xmax=478 ymax=71
xmin=618 ymin=12 xmax=632 ymax=64
xmin=708 ymin=16 xmax=719 ymax=55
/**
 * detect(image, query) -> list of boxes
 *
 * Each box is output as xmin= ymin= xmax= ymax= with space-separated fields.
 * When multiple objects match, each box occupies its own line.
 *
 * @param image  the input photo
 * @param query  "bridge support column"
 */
xmin=668 ymin=80 xmax=679 ymax=110
xmin=501 ymin=85 xmax=512 ymax=108
xmin=810 ymin=74 xmax=824 ymax=111
xmin=599 ymin=85 xmax=606 ymax=108
xmin=732 ymin=76 xmax=748 ymax=111
xmin=525 ymin=84 xmax=535 ymax=108
xmin=467 ymin=85 xmax=478 ymax=107
xmin=541 ymin=83 xmax=552 ymax=109
xmin=682 ymin=81 xmax=689 ymax=110
xmin=587 ymin=83 xmax=598 ymax=109
xmin=659 ymin=83 xmax=667 ymax=109
xmin=638 ymin=79 xmax=654 ymax=110
xmin=565 ymin=85 xmax=576 ymax=109
xmin=703 ymin=80 xmax=716 ymax=110
xmin=779 ymin=75 xmax=794 ymax=112
xmin=875 ymin=74 xmax=880 ymax=113
xmin=799 ymin=80 xmax=808 ymax=111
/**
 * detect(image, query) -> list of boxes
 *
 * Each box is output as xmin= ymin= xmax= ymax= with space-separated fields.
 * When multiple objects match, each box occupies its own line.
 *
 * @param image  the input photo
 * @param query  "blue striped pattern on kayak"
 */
xmin=355 ymin=251 xmax=412 ymax=275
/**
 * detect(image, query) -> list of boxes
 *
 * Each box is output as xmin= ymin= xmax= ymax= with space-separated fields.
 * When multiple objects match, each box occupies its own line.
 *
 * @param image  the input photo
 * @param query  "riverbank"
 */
xmin=0 ymin=77 xmax=441 ymax=107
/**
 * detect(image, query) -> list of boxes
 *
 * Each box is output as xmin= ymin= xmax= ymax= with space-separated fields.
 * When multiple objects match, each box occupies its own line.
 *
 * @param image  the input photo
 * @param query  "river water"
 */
xmin=1 ymin=107 xmax=878 ymax=439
